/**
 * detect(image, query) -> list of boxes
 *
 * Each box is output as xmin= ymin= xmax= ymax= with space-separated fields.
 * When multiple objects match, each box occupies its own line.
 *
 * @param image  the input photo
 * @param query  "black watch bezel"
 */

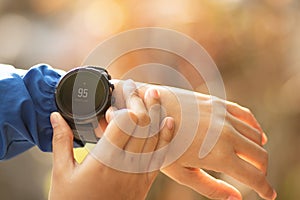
xmin=55 ymin=66 xmax=114 ymax=145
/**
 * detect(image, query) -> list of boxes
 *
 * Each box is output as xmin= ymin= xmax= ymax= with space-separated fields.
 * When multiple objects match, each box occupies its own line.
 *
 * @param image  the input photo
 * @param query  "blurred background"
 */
xmin=0 ymin=0 xmax=299 ymax=199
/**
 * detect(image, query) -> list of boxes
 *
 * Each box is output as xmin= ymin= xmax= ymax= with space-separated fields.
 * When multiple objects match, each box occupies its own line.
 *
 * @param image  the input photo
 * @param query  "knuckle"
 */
xmin=145 ymin=136 xmax=159 ymax=151
xmin=131 ymin=90 xmax=139 ymax=98
xmin=206 ymin=188 xmax=222 ymax=199
xmin=230 ymin=102 xmax=241 ymax=110
xmin=159 ymin=130 xmax=173 ymax=143
xmin=127 ymin=110 xmax=139 ymax=124
xmin=53 ymin=130 xmax=71 ymax=143
xmin=245 ymin=108 xmax=256 ymax=118
xmin=222 ymin=123 xmax=235 ymax=138
xmin=255 ymin=172 xmax=267 ymax=187
xmin=145 ymin=87 xmax=154 ymax=97
xmin=244 ymin=107 xmax=251 ymax=113
xmin=220 ymin=149 xmax=233 ymax=160
xmin=137 ymin=112 xmax=150 ymax=126
xmin=149 ymin=134 xmax=159 ymax=144
xmin=255 ymin=173 xmax=273 ymax=198
xmin=105 ymin=107 xmax=115 ymax=122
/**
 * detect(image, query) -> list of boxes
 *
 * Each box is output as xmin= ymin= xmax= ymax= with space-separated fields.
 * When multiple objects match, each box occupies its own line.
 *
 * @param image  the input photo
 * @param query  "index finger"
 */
xmin=225 ymin=155 xmax=276 ymax=200
xmin=123 ymin=79 xmax=150 ymax=126
xmin=226 ymin=102 xmax=268 ymax=145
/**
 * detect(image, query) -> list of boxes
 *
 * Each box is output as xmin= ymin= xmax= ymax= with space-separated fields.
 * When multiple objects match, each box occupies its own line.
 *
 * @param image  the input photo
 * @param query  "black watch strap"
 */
xmin=72 ymin=123 xmax=99 ymax=146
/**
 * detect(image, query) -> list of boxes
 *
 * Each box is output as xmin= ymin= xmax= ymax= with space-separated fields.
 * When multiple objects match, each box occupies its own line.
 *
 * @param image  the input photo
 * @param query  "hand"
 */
xmin=111 ymin=80 xmax=276 ymax=200
xmin=48 ymin=86 xmax=175 ymax=200
xmin=161 ymin=96 xmax=276 ymax=200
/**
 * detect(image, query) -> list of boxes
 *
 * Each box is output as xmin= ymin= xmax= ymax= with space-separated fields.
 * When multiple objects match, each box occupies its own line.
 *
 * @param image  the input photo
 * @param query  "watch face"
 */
xmin=56 ymin=69 xmax=109 ymax=119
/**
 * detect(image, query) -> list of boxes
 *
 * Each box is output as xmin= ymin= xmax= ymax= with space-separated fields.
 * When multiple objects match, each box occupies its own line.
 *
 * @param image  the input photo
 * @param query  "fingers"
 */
xmin=227 ymin=112 xmax=262 ymax=146
xmin=104 ymin=86 xmax=164 ymax=153
xmin=224 ymin=101 xmax=276 ymax=199
xmin=144 ymin=88 xmax=161 ymax=136
xmin=122 ymin=83 xmax=160 ymax=152
xmin=97 ymin=83 xmax=174 ymax=174
xmin=123 ymin=79 xmax=150 ymax=126
xmin=105 ymin=106 xmax=117 ymax=123
xmin=162 ymin=165 xmax=242 ymax=200
xmin=156 ymin=117 xmax=175 ymax=149
xmin=225 ymin=155 xmax=276 ymax=200
xmin=147 ymin=117 xmax=175 ymax=179
xmin=103 ymin=109 xmax=137 ymax=149
xmin=50 ymin=112 xmax=75 ymax=171
xmin=226 ymin=102 xmax=268 ymax=145
xmin=144 ymin=117 xmax=175 ymax=162
xmin=233 ymin=133 xmax=268 ymax=174
xmin=142 ymin=88 xmax=161 ymax=153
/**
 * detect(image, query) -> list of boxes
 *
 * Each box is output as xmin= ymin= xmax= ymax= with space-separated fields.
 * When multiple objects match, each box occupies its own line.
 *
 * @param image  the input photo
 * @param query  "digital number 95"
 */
xmin=77 ymin=88 xmax=88 ymax=98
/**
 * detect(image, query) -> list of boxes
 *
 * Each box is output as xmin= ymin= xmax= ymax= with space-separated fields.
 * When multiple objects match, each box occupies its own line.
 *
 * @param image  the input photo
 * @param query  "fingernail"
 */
xmin=166 ymin=118 xmax=174 ymax=130
xmin=150 ymin=89 xmax=160 ymax=99
xmin=227 ymin=196 xmax=239 ymax=200
xmin=50 ymin=112 xmax=59 ymax=128
xmin=272 ymin=190 xmax=277 ymax=200
xmin=262 ymin=132 xmax=268 ymax=144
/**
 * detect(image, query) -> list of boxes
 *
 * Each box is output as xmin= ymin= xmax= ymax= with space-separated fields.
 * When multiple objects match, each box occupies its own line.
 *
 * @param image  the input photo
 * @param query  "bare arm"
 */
xmin=108 ymin=80 xmax=276 ymax=200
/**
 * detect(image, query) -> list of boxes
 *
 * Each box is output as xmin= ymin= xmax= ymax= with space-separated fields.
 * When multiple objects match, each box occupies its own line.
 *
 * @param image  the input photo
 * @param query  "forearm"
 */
xmin=0 ymin=64 xmax=258 ymax=164
xmin=0 ymin=64 xmax=193 ymax=160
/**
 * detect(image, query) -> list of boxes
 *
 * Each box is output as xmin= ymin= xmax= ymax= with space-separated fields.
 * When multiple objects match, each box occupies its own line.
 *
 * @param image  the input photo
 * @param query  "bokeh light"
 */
xmin=0 ymin=0 xmax=300 ymax=199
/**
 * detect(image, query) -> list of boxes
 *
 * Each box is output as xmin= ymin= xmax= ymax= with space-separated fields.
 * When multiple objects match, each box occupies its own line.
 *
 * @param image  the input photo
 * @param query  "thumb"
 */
xmin=50 ymin=112 xmax=75 ymax=171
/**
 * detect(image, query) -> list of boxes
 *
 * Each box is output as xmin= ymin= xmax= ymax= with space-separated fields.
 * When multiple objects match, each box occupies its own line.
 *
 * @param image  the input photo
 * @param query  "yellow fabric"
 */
xmin=73 ymin=144 xmax=95 ymax=164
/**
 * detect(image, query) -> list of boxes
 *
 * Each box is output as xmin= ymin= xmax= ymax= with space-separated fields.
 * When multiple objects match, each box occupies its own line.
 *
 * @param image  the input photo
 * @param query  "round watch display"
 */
xmin=55 ymin=66 xmax=114 ymax=145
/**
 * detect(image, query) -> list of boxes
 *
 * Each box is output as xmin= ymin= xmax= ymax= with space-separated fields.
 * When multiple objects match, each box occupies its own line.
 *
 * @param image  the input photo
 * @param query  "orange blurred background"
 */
xmin=0 ymin=0 xmax=299 ymax=199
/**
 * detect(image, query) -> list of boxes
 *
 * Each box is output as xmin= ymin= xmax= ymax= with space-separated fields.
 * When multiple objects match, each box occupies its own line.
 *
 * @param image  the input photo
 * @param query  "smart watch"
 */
xmin=55 ymin=66 xmax=114 ymax=146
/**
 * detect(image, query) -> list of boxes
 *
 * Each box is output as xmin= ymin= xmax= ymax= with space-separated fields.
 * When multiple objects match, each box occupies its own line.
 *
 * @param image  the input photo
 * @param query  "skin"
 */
xmin=48 ymin=87 xmax=175 ymax=200
xmin=107 ymin=80 xmax=277 ymax=200
xmin=49 ymin=80 xmax=276 ymax=200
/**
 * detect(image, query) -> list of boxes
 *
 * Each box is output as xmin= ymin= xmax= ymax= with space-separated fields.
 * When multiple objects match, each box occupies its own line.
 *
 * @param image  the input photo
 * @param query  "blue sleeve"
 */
xmin=0 ymin=64 xmax=63 ymax=160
